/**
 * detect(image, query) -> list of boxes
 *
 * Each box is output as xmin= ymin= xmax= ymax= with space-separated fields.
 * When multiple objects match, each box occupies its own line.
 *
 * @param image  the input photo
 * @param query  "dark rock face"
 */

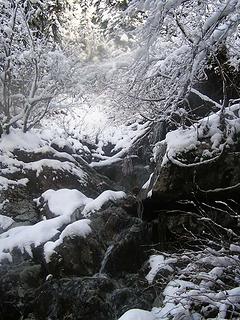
xmin=47 ymin=233 xmax=104 ymax=277
xmin=32 ymin=275 xmax=155 ymax=320
xmin=101 ymin=223 xmax=151 ymax=276
xmin=46 ymin=202 xmax=152 ymax=278
xmin=34 ymin=277 xmax=116 ymax=320
xmin=95 ymin=156 xmax=151 ymax=194
xmin=0 ymin=262 xmax=44 ymax=320
xmin=110 ymin=284 xmax=155 ymax=318
xmin=141 ymin=150 xmax=240 ymax=250
xmin=90 ymin=206 xmax=137 ymax=245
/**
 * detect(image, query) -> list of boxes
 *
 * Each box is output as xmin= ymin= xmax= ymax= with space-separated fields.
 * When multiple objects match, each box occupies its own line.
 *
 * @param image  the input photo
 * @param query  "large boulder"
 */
xmin=45 ymin=199 xmax=151 ymax=278
xmin=0 ymin=198 xmax=156 ymax=320
xmin=140 ymin=148 xmax=240 ymax=249
xmin=152 ymin=151 xmax=240 ymax=202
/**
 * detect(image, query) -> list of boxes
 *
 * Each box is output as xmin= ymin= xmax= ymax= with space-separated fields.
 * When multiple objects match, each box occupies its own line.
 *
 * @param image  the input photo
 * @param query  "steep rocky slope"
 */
xmin=1 ymin=118 xmax=240 ymax=320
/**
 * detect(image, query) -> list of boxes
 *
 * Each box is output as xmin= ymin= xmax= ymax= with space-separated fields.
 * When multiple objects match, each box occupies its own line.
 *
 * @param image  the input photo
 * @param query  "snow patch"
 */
xmin=40 ymin=189 xmax=92 ymax=217
xmin=0 ymin=129 xmax=43 ymax=152
xmin=82 ymin=190 xmax=126 ymax=216
xmin=0 ymin=216 xmax=68 ymax=263
xmin=230 ymin=244 xmax=240 ymax=252
xmin=91 ymin=121 xmax=150 ymax=167
xmin=118 ymin=309 xmax=156 ymax=320
xmin=145 ymin=255 xmax=177 ymax=284
xmin=25 ymin=159 xmax=85 ymax=179
xmin=163 ymin=127 xmax=198 ymax=165
xmin=0 ymin=176 xmax=29 ymax=191
xmin=0 ymin=215 xmax=14 ymax=230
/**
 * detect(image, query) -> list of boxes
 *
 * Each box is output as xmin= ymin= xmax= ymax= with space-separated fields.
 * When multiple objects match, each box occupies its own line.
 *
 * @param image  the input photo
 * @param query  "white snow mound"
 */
xmin=40 ymin=189 xmax=92 ymax=217
xmin=118 ymin=309 xmax=156 ymax=320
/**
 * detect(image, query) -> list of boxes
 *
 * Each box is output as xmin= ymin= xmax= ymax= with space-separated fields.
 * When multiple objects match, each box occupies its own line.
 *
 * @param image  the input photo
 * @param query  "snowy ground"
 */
xmin=0 ymin=107 xmax=149 ymax=190
xmin=41 ymin=106 xmax=151 ymax=167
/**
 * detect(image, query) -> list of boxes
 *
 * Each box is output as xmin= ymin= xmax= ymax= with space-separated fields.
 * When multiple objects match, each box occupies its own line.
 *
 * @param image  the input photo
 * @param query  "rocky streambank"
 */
xmin=1 ymin=129 xmax=240 ymax=320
